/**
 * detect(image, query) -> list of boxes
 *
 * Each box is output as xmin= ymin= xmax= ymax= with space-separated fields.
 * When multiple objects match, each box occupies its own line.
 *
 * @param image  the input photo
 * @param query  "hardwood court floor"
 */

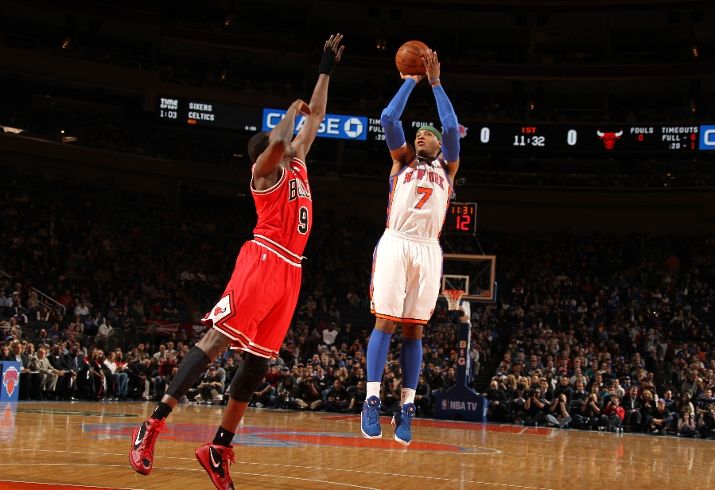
xmin=0 ymin=401 xmax=713 ymax=489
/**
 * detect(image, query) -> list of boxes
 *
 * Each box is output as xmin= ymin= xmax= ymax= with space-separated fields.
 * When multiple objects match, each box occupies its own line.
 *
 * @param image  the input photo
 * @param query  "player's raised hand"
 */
xmin=422 ymin=49 xmax=441 ymax=85
xmin=400 ymin=72 xmax=424 ymax=84
xmin=325 ymin=33 xmax=345 ymax=61
xmin=290 ymin=99 xmax=311 ymax=116
xmin=319 ymin=33 xmax=345 ymax=74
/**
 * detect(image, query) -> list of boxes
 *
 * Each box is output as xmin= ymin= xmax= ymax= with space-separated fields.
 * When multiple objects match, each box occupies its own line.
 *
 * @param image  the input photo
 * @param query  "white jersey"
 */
xmin=386 ymin=157 xmax=452 ymax=240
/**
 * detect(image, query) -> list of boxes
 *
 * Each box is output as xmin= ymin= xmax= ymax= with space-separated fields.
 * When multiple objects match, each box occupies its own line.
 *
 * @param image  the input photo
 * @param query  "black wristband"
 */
xmin=319 ymin=50 xmax=337 ymax=75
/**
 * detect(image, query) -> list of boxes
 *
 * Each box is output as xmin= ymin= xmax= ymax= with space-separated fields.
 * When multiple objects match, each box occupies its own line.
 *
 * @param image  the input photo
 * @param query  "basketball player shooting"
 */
xmin=362 ymin=49 xmax=460 ymax=445
xmin=129 ymin=34 xmax=344 ymax=490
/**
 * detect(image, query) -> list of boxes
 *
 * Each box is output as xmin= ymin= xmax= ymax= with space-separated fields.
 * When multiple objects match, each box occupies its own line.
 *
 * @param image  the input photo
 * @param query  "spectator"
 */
xmin=104 ymin=351 xmax=129 ymax=401
xmin=195 ymin=366 xmax=224 ymax=404
xmin=546 ymin=393 xmax=572 ymax=429
xmin=646 ymin=398 xmax=675 ymax=435
xmin=348 ymin=380 xmax=367 ymax=414
xmin=34 ymin=347 xmax=59 ymax=399
xmin=414 ymin=375 xmax=432 ymax=416
xmin=250 ymin=378 xmax=275 ymax=408
xmin=600 ymin=396 xmax=625 ymax=433
xmin=96 ymin=317 xmax=115 ymax=349
xmin=324 ymin=379 xmax=349 ymax=412
xmin=275 ymin=370 xmax=299 ymax=409
xmin=0 ymin=344 xmax=12 ymax=361
xmin=322 ymin=322 xmax=339 ymax=347
xmin=622 ymin=386 xmax=643 ymax=430
xmin=579 ymin=391 xmax=602 ymax=431
xmin=678 ymin=407 xmax=698 ymax=437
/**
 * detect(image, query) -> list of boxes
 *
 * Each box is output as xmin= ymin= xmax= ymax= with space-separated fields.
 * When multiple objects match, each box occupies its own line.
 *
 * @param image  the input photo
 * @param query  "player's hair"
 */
xmin=247 ymin=131 xmax=271 ymax=163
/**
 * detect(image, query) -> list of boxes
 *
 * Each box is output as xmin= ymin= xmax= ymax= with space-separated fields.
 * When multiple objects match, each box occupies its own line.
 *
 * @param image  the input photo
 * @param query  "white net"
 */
xmin=443 ymin=289 xmax=465 ymax=311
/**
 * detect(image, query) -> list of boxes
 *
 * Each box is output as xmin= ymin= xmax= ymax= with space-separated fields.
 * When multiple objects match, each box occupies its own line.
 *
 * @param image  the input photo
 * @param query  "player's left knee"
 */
xmin=196 ymin=329 xmax=231 ymax=359
xmin=402 ymin=324 xmax=423 ymax=339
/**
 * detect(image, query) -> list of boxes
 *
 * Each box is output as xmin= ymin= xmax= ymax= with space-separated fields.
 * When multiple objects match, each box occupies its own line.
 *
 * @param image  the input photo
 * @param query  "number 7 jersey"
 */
xmin=386 ymin=157 xmax=452 ymax=239
xmin=251 ymin=157 xmax=312 ymax=262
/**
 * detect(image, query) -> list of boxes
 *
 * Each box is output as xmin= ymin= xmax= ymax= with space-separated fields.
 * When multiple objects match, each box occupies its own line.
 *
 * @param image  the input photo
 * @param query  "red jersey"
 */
xmin=251 ymin=157 xmax=312 ymax=265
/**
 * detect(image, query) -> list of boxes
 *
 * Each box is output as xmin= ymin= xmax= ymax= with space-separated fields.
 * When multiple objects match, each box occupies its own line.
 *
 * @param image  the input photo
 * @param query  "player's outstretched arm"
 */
xmin=424 ymin=50 xmax=460 ymax=180
xmin=253 ymin=99 xmax=310 ymax=186
xmin=292 ymin=33 xmax=345 ymax=162
xmin=380 ymin=73 xmax=423 ymax=174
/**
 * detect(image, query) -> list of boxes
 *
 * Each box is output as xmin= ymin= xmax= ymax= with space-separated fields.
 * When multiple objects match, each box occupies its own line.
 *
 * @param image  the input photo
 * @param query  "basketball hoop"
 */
xmin=443 ymin=289 xmax=465 ymax=311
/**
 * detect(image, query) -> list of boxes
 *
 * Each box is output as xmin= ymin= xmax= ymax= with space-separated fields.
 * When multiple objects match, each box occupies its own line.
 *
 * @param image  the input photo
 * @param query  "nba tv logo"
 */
xmin=2 ymin=366 xmax=19 ymax=397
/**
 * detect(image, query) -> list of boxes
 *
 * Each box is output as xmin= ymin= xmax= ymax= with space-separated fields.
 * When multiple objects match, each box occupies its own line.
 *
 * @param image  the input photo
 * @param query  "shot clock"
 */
xmin=445 ymin=202 xmax=477 ymax=235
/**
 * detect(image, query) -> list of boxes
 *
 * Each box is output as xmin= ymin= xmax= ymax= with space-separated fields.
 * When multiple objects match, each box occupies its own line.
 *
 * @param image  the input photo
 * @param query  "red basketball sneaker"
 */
xmin=195 ymin=443 xmax=236 ymax=490
xmin=129 ymin=418 xmax=165 ymax=475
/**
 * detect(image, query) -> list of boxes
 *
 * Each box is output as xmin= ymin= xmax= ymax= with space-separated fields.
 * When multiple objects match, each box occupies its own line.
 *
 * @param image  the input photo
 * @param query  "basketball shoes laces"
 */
xmin=392 ymin=402 xmax=416 ymax=446
xmin=129 ymin=418 xmax=165 ymax=475
xmin=360 ymin=395 xmax=382 ymax=438
xmin=195 ymin=443 xmax=236 ymax=490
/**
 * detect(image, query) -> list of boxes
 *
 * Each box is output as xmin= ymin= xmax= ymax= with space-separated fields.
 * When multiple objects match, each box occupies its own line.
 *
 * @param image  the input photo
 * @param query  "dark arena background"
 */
xmin=1 ymin=0 xmax=714 ymax=489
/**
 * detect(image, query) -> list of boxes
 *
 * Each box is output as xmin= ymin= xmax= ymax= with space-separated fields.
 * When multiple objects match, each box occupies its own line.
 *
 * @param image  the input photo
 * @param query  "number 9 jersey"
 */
xmin=252 ymin=157 xmax=313 ymax=257
xmin=201 ymin=157 xmax=312 ymax=359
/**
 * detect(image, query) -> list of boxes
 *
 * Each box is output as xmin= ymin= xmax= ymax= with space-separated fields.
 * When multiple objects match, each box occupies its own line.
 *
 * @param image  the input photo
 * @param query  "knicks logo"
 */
xmin=2 ymin=366 xmax=19 ymax=397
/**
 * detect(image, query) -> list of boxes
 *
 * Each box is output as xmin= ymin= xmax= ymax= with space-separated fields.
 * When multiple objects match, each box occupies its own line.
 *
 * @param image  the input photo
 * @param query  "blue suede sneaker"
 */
xmin=360 ymin=396 xmax=382 ymax=438
xmin=392 ymin=403 xmax=416 ymax=446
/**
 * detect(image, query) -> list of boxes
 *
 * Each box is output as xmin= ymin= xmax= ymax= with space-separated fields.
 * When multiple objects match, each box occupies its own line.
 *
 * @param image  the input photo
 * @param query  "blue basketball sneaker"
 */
xmin=392 ymin=403 xmax=416 ymax=446
xmin=360 ymin=396 xmax=382 ymax=438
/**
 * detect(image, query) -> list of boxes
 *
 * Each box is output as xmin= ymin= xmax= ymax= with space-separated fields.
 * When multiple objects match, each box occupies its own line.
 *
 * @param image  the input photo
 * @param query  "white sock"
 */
xmin=401 ymin=388 xmax=416 ymax=405
xmin=366 ymin=382 xmax=381 ymax=399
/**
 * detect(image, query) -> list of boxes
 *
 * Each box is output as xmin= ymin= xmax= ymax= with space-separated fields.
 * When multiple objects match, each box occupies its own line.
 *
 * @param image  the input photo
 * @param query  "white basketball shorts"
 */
xmin=370 ymin=228 xmax=442 ymax=324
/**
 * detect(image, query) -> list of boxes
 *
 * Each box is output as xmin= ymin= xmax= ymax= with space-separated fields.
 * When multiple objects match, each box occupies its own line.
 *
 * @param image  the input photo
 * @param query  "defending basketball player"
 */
xmin=129 ymin=34 xmax=345 ymax=490
xmin=362 ymin=49 xmax=460 ymax=445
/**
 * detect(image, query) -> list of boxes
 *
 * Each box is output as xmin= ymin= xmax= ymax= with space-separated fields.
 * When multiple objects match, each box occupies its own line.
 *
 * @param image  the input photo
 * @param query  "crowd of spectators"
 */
xmin=1 ymin=171 xmax=714 ymax=441
xmin=482 ymin=233 xmax=715 ymax=437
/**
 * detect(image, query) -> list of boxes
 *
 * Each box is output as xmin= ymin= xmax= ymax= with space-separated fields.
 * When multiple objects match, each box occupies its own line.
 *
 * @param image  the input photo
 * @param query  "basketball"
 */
xmin=395 ymin=40 xmax=430 ymax=75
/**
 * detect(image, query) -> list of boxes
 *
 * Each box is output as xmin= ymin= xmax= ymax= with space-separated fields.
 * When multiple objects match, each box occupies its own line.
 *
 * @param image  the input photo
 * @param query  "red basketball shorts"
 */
xmin=202 ymin=240 xmax=302 ymax=358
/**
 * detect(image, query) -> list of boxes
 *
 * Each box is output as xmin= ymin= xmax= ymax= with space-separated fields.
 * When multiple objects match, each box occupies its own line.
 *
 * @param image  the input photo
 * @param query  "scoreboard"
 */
xmin=472 ymin=124 xmax=702 ymax=154
xmin=156 ymin=96 xmax=714 ymax=154
xmin=158 ymin=97 xmax=260 ymax=132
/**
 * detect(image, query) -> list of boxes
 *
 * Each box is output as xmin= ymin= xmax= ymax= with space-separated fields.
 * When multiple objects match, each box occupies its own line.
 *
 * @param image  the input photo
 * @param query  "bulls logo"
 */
xmin=596 ymin=130 xmax=623 ymax=150
xmin=2 ymin=366 xmax=19 ymax=397
xmin=208 ymin=295 xmax=232 ymax=323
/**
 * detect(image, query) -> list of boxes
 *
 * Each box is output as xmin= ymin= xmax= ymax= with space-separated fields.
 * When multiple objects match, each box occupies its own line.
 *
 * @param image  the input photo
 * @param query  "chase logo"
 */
xmin=700 ymin=125 xmax=715 ymax=150
xmin=263 ymin=109 xmax=367 ymax=141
